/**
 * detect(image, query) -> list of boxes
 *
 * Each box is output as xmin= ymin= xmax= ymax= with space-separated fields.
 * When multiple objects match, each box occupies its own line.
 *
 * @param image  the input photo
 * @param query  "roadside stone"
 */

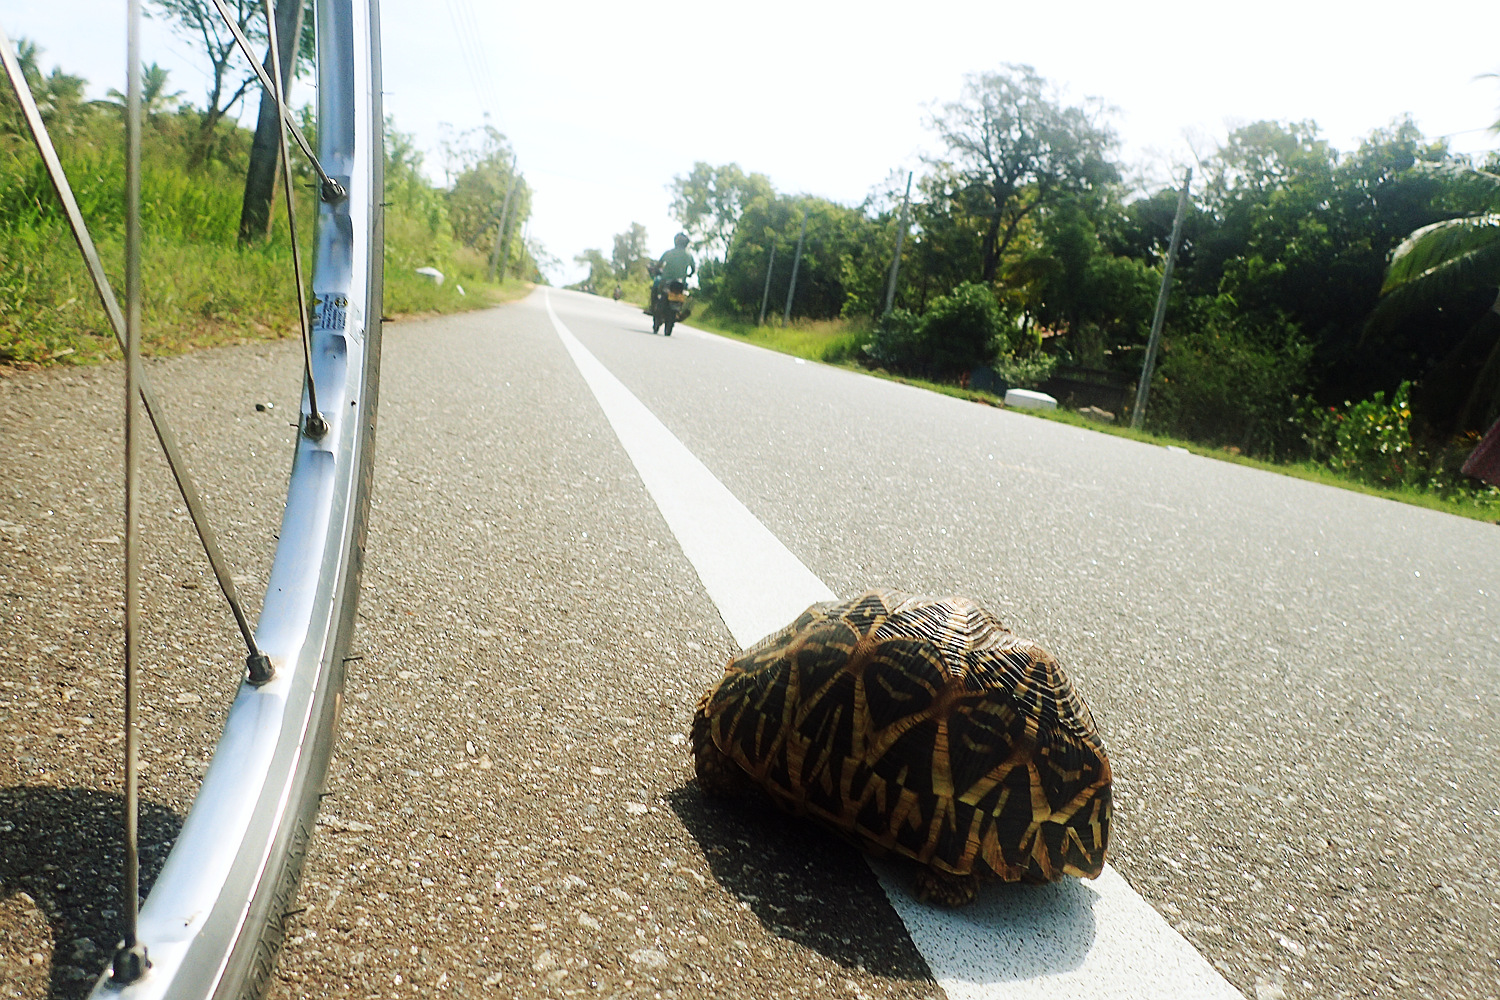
xmin=628 ymin=948 xmax=668 ymax=970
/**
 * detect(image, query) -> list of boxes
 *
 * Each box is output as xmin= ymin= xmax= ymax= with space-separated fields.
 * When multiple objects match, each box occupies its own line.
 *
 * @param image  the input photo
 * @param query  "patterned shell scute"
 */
xmin=696 ymin=589 xmax=1111 ymax=883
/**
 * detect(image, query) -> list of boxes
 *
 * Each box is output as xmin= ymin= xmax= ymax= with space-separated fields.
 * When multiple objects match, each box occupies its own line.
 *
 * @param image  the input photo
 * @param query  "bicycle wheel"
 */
xmin=90 ymin=1 xmax=383 ymax=997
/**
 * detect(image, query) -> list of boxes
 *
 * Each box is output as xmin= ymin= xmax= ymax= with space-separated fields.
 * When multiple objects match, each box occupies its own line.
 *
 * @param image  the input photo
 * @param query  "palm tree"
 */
xmin=107 ymin=62 xmax=186 ymax=118
xmin=1373 ymin=84 xmax=1500 ymax=439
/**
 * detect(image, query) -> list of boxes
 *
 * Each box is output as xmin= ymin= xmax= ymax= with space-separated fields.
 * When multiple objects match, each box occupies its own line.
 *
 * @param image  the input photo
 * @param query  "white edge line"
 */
xmin=542 ymin=290 xmax=1246 ymax=1000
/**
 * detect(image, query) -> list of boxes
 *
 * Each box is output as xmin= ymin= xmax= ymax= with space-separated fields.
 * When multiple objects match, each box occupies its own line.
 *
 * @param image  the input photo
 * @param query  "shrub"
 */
xmin=990 ymin=352 xmax=1058 ymax=390
xmin=913 ymin=281 xmax=1005 ymax=374
xmin=864 ymin=307 xmax=922 ymax=368
xmin=1146 ymin=298 xmax=1312 ymax=458
xmin=1299 ymin=382 xmax=1422 ymax=487
xmin=864 ymin=283 xmax=1005 ymax=375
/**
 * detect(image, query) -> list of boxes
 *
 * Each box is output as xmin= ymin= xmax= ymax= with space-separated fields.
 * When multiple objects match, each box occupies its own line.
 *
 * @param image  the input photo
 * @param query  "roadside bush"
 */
xmin=1146 ymin=298 xmax=1312 ymax=458
xmin=865 ymin=307 xmax=922 ymax=368
xmin=1299 ymin=382 xmax=1422 ymax=487
xmin=864 ymin=282 xmax=1005 ymax=374
xmin=915 ymin=281 xmax=1005 ymax=373
xmin=990 ymin=352 xmax=1058 ymax=389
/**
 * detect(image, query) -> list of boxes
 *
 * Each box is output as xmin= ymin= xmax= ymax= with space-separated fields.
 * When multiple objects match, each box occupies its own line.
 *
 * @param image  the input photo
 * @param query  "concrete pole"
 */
xmin=1132 ymin=167 xmax=1192 ymax=430
xmin=757 ymin=244 xmax=777 ymax=327
xmin=883 ymin=172 xmax=913 ymax=316
xmin=487 ymin=153 xmax=518 ymax=283
xmin=782 ymin=207 xmax=808 ymax=325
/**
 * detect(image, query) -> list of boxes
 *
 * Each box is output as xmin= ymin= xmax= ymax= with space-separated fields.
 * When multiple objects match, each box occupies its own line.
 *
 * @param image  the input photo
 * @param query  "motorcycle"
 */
xmin=645 ymin=262 xmax=690 ymax=336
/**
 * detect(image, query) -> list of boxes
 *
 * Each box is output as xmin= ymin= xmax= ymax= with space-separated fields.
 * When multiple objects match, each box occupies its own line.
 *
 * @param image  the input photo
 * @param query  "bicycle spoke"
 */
xmin=261 ymin=0 xmax=327 ymax=441
xmin=0 ymin=25 xmax=273 ymax=683
xmin=207 ymin=0 xmax=346 ymax=204
xmin=112 ymin=0 xmax=149 ymax=983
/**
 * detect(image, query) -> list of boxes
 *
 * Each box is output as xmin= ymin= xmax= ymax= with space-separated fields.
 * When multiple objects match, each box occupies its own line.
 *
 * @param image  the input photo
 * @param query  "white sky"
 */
xmin=2 ymin=0 xmax=1497 ymax=284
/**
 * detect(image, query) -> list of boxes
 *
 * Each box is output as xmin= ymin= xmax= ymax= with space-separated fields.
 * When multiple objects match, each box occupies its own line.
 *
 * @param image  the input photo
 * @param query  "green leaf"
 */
xmin=1380 ymin=214 xmax=1500 ymax=295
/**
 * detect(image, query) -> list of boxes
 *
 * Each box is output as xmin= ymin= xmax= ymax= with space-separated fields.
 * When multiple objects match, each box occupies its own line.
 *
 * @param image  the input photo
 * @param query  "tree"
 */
xmin=571 ymin=249 xmax=613 ymax=294
xmin=0 ymin=40 xmax=88 ymax=131
xmin=1014 ymin=197 xmax=1158 ymax=367
xmin=929 ymin=65 xmax=1118 ymax=283
xmin=147 ymin=0 xmax=267 ymax=166
xmin=669 ymin=162 xmax=774 ymax=261
xmin=1137 ymin=119 xmax=1473 ymax=411
xmin=442 ymin=126 xmax=526 ymax=252
xmin=612 ymin=223 xmax=650 ymax=282
xmin=1374 ymin=163 xmax=1500 ymax=434
xmin=238 ymin=0 xmax=313 ymax=243
xmin=106 ymin=63 xmax=186 ymax=118
xmin=714 ymin=193 xmax=881 ymax=321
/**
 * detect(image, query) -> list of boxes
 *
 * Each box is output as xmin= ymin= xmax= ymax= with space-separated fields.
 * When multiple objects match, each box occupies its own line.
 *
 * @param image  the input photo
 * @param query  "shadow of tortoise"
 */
xmin=665 ymin=781 xmax=932 ymax=981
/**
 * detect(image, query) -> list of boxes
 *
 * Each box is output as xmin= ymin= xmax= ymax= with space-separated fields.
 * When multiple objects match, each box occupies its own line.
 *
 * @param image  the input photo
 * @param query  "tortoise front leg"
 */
xmin=912 ymin=866 xmax=982 ymax=907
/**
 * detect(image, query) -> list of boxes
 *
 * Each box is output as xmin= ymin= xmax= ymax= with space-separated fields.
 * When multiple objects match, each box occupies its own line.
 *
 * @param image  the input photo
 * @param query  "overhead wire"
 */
xmin=443 ymin=0 xmax=503 ymax=128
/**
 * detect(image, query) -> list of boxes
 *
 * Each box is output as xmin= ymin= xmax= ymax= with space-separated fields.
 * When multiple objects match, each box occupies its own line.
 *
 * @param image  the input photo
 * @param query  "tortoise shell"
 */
xmin=691 ymin=589 xmax=1111 ymax=892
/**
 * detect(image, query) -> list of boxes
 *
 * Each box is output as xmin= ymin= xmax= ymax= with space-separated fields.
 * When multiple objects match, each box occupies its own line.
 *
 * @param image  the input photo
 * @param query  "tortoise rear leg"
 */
xmin=912 ymin=867 xmax=981 ymax=907
xmin=691 ymin=711 xmax=754 ymax=798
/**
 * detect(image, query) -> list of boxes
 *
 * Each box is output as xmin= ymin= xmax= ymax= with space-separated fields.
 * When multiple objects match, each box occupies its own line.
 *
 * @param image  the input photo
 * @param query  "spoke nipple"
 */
xmin=304 ymin=411 xmax=330 ymax=439
xmin=247 ymin=652 xmax=274 ymax=686
xmin=111 ymin=942 xmax=150 ymax=985
xmin=321 ymin=177 xmax=348 ymax=204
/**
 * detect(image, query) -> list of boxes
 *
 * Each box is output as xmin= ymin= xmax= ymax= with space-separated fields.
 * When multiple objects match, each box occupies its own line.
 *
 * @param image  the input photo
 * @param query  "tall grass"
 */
xmin=0 ymin=115 xmax=525 ymax=366
xmin=692 ymin=309 xmax=869 ymax=363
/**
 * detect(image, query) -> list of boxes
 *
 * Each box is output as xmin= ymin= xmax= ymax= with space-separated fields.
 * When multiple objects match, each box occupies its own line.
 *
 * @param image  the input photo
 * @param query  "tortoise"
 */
xmin=691 ymin=589 xmax=1111 ymax=906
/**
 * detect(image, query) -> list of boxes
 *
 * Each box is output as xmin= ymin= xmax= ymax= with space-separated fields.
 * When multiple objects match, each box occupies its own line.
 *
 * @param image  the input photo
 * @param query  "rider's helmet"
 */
xmin=674 ymin=232 xmax=690 ymax=249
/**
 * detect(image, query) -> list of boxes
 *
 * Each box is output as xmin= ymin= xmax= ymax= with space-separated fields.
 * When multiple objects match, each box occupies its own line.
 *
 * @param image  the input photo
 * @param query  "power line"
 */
xmin=443 ymin=0 xmax=501 ymax=125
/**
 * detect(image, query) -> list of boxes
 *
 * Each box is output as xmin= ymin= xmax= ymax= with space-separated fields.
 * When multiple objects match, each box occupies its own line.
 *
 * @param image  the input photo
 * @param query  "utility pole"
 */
xmin=488 ymin=153 xmax=518 ymax=283
xmin=882 ymin=171 xmax=913 ymax=316
xmin=1132 ymin=167 xmax=1192 ymax=430
xmin=757 ymin=244 xmax=777 ymax=327
xmin=783 ymin=207 xmax=808 ymax=325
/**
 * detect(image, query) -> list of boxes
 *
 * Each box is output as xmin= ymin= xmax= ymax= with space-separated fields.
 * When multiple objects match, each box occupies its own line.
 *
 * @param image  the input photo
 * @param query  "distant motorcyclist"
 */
xmin=650 ymin=233 xmax=695 ymax=313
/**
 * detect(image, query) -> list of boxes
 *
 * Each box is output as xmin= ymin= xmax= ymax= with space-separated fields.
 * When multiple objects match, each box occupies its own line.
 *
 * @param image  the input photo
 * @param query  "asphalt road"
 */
xmin=2 ymin=288 xmax=1497 ymax=1000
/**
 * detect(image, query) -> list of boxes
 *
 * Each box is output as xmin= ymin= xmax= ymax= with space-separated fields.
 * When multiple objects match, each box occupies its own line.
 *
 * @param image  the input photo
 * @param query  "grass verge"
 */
xmin=683 ymin=308 xmax=1500 ymax=524
xmin=0 ymin=220 xmax=533 ymax=367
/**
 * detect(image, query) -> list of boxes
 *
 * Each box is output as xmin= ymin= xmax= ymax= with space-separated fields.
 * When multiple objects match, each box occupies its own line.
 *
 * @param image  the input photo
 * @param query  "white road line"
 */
xmin=544 ymin=291 xmax=1245 ymax=1000
xmin=546 ymin=293 xmax=834 ymax=647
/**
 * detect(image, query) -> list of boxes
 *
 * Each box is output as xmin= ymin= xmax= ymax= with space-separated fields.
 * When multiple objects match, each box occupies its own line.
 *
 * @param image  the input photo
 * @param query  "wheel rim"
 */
xmin=87 ymin=2 xmax=383 ymax=996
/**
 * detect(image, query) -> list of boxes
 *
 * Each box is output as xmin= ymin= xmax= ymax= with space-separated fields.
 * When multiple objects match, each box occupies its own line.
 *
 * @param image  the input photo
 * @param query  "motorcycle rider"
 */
xmin=650 ymin=233 xmax=696 ymax=314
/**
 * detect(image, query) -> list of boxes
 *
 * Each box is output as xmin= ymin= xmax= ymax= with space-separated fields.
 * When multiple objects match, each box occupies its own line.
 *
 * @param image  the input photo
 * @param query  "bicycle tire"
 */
xmin=91 ymin=2 xmax=383 ymax=997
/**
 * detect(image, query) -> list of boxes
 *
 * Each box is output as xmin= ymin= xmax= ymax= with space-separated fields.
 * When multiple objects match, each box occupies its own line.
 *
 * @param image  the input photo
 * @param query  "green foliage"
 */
xmin=611 ymin=222 xmax=651 ymax=282
xmin=0 ymin=45 xmax=534 ymax=366
xmin=569 ymin=249 xmax=615 ymax=294
xmin=1013 ymin=197 xmax=1158 ymax=365
xmin=867 ymin=282 xmax=1006 ymax=374
xmin=1298 ymin=383 xmax=1421 ymax=487
xmin=1291 ymin=381 xmax=1499 ymax=512
xmin=1145 ymin=297 xmax=1312 ymax=456
xmin=714 ymin=193 xmax=884 ymax=321
xmin=930 ymin=64 xmax=1118 ymax=283
xmin=669 ymin=162 xmax=774 ymax=260
xmin=990 ymin=352 xmax=1058 ymax=389
xmin=915 ymin=281 xmax=1008 ymax=372
xmin=441 ymin=124 xmax=527 ymax=256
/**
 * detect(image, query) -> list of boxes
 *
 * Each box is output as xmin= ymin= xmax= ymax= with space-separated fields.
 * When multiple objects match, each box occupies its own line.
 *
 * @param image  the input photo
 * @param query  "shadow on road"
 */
xmin=866 ymin=855 xmax=1101 ymax=985
xmin=0 ymin=785 xmax=182 ymax=1000
xmin=665 ymin=782 xmax=932 ymax=982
